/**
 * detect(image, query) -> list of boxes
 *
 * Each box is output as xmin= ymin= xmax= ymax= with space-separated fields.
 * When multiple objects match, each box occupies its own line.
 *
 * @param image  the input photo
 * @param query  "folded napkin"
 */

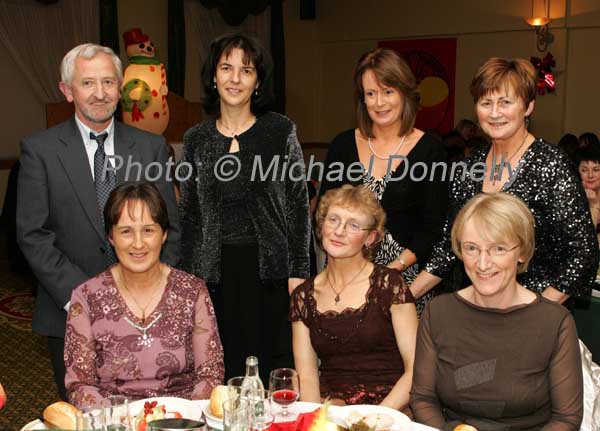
xmin=268 ymin=408 xmax=321 ymax=431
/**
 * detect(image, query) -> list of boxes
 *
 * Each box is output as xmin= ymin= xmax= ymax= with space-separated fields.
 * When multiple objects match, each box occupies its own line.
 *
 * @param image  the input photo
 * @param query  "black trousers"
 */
xmin=47 ymin=336 xmax=68 ymax=401
xmin=208 ymin=244 xmax=293 ymax=385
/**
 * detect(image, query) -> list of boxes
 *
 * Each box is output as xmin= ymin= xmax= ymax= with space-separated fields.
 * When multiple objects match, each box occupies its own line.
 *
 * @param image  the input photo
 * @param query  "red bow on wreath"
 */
xmin=530 ymin=53 xmax=556 ymax=95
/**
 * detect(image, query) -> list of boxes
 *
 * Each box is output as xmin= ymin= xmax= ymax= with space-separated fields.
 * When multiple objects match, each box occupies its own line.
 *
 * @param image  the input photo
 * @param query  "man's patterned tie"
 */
xmin=90 ymin=132 xmax=117 ymax=264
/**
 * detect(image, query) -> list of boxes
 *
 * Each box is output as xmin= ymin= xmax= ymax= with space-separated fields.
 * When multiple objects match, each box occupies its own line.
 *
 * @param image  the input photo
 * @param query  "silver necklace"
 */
xmin=119 ymin=267 xmax=165 ymax=323
xmin=124 ymin=313 xmax=163 ymax=348
xmin=367 ymin=135 xmax=406 ymax=160
xmin=491 ymin=132 xmax=529 ymax=185
xmin=325 ymin=261 xmax=369 ymax=306
xmin=218 ymin=116 xmax=256 ymax=140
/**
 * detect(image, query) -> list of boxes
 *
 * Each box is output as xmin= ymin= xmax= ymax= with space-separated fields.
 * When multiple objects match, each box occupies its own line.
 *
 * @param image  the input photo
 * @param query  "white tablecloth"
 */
xmin=22 ymin=399 xmax=439 ymax=431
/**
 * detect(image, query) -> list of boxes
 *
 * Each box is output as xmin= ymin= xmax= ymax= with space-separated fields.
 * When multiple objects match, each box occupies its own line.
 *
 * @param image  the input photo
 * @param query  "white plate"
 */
xmin=129 ymin=397 xmax=203 ymax=425
xmin=331 ymin=404 xmax=412 ymax=431
xmin=201 ymin=399 xmax=321 ymax=428
xmin=201 ymin=400 xmax=224 ymax=429
xmin=20 ymin=419 xmax=47 ymax=431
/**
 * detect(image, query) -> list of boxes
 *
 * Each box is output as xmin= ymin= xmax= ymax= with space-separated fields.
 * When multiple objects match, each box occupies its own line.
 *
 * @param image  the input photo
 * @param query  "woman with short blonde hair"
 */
xmin=411 ymin=192 xmax=583 ymax=430
xmin=292 ymin=185 xmax=417 ymax=410
xmin=450 ymin=192 xmax=535 ymax=273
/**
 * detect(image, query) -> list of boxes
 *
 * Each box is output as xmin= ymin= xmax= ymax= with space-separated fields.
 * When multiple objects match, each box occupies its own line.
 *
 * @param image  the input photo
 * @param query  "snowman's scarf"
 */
xmin=128 ymin=56 xmax=161 ymax=65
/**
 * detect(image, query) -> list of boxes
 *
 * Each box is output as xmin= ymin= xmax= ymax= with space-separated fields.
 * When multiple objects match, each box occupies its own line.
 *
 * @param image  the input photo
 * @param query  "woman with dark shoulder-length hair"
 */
xmin=65 ymin=182 xmax=224 ymax=407
xmin=319 ymin=48 xmax=448 ymax=314
xmin=411 ymin=57 xmax=598 ymax=305
xmin=178 ymin=32 xmax=310 ymax=382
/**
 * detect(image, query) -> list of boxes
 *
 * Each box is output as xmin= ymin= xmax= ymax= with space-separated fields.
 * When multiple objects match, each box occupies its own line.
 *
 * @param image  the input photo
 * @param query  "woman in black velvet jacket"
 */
xmin=179 ymin=33 xmax=310 ymax=382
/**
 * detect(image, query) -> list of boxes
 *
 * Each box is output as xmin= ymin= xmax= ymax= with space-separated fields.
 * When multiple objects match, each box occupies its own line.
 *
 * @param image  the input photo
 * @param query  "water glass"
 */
xmin=246 ymin=390 xmax=274 ymax=431
xmin=222 ymin=397 xmax=251 ymax=431
xmin=227 ymin=376 xmax=246 ymax=400
xmin=76 ymin=407 xmax=105 ymax=430
xmin=103 ymin=395 xmax=131 ymax=430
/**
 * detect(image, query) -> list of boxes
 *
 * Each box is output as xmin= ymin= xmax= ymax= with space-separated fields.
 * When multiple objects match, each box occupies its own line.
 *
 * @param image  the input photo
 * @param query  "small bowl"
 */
xmin=147 ymin=418 xmax=206 ymax=431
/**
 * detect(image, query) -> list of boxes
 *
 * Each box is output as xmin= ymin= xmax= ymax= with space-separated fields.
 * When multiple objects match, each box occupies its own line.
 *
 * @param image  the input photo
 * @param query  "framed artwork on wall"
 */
xmin=379 ymin=38 xmax=457 ymax=134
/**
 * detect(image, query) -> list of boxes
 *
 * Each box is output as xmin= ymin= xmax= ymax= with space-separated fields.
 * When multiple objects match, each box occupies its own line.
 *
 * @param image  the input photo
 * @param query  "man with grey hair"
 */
xmin=16 ymin=43 xmax=180 ymax=399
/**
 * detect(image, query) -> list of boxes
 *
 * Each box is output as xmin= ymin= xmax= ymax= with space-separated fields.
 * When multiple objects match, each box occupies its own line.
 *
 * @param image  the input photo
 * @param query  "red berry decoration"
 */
xmin=530 ymin=53 xmax=556 ymax=95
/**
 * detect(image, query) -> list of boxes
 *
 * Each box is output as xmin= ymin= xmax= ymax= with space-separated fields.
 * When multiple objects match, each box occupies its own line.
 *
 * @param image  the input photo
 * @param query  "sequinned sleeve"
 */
xmin=542 ymin=314 xmax=583 ymax=431
xmin=410 ymin=302 xmax=457 ymax=429
xmin=546 ymin=158 xmax=598 ymax=298
xmin=284 ymin=124 xmax=311 ymax=279
xmin=178 ymin=131 xmax=203 ymax=275
xmin=191 ymin=279 xmax=225 ymax=399
xmin=64 ymin=285 xmax=104 ymax=409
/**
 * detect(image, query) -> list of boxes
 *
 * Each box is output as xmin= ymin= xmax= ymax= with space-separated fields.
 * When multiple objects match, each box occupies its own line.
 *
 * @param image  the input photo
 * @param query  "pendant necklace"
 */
xmin=491 ymin=131 xmax=529 ymax=185
xmin=124 ymin=313 xmax=163 ymax=348
xmin=325 ymin=260 xmax=369 ymax=306
xmin=368 ymin=135 xmax=406 ymax=160
xmin=218 ymin=116 xmax=256 ymax=140
xmin=119 ymin=267 xmax=165 ymax=347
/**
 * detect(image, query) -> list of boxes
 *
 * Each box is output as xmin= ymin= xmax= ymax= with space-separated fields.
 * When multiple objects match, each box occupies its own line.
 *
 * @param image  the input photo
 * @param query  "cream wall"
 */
xmin=0 ymin=41 xmax=46 ymax=159
xmin=0 ymin=40 xmax=46 ymax=208
xmin=284 ymin=0 xmax=600 ymax=145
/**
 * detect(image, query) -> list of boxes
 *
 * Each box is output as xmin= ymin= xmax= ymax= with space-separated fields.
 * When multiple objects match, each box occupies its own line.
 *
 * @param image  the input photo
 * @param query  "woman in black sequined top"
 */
xmin=411 ymin=57 xmax=598 ymax=303
xmin=178 ymin=33 xmax=310 ymax=381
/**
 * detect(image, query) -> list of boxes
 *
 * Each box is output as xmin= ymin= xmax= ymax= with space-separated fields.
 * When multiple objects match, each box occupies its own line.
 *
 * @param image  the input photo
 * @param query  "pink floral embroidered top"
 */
xmin=64 ymin=267 xmax=224 ymax=408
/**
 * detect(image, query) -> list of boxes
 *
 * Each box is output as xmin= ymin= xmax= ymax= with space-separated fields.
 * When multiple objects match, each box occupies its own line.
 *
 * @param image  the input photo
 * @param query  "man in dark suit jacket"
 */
xmin=16 ymin=43 xmax=180 ymax=400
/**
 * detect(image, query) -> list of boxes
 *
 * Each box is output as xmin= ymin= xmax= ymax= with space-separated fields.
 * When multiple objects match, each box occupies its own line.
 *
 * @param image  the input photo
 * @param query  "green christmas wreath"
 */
xmin=120 ymin=79 xmax=152 ymax=112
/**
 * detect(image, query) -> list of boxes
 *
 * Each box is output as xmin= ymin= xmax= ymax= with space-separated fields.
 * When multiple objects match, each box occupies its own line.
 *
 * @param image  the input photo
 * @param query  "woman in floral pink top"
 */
xmin=64 ymin=183 xmax=224 ymax=408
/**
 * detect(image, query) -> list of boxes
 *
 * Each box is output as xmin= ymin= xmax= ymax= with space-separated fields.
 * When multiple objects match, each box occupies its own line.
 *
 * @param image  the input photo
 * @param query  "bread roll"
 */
xmin=210 ymin=385 xmax=229 ymax=419
xmin=453 ymin=425 xmax=478 ymax=431
xmin=43 ymin=401 xmax=78 ymax=430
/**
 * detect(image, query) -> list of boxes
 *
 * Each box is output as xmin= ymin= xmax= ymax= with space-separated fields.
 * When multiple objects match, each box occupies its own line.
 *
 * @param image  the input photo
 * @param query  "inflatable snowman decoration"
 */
xmin=120 ymin=28 xmax=170 ymax=135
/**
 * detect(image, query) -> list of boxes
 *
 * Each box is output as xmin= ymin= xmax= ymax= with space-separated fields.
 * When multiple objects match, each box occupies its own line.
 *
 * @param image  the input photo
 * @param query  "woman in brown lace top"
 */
xmin=410 ymin=193 xmax=583 ymax=431
xmin=291 ymin=185 xmax=418 ymax=410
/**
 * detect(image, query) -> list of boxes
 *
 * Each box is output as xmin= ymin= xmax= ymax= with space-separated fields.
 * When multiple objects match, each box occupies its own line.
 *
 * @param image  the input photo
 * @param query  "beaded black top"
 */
xmin=424 ymin=139 xmax=599 ymax=298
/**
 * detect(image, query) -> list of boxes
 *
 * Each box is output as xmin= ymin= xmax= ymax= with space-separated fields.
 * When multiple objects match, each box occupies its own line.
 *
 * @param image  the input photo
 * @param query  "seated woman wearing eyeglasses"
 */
xmin=291 ymin=185 xmax=418 ymax=410
xmin=411 ymin=192 xmax=583 ymax=431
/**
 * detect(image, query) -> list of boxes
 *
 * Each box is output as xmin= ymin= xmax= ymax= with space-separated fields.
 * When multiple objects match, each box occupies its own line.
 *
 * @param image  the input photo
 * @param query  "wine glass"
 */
xmin=268 ymin=368 xmax=300 ymax=419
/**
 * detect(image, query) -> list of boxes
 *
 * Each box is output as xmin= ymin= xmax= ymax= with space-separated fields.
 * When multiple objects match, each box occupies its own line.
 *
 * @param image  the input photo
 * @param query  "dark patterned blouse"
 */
xmin=425 ymin=139 xmax=598 ymax=298
xmin=64 ymin=267 xmax=224 ymax=408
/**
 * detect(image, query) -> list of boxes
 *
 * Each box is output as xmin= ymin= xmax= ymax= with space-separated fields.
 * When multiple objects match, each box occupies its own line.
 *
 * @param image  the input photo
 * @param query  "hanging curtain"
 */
xmin=0 ymin=0 xmax=100 ymax=103
xmin=184 ymin=0 xmax=271 ymax=104
xmin=99 ymin=0 xmax=119 ymax=55
xmin=168 ymin=0 xmax=186 ymax=96
xmin=197 ymin=0 xmax=270 ymax=26
xmin=269 ymin=0 xmax=285 ymax=114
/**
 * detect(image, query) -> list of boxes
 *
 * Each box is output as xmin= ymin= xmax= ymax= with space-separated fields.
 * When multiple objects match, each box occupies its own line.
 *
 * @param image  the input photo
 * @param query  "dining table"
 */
xmin=21 ymin=398 xmax=440 ymax=431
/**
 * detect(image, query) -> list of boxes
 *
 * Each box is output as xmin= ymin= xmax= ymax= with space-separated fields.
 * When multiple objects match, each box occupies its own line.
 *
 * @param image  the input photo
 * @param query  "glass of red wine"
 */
xmin=269 ymin=368 xmax=300 ymax=420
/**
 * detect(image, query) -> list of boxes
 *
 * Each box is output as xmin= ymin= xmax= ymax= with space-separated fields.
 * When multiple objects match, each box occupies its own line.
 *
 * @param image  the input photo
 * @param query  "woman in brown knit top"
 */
xmin=410 ymin=193 xmax=583 ymax=431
